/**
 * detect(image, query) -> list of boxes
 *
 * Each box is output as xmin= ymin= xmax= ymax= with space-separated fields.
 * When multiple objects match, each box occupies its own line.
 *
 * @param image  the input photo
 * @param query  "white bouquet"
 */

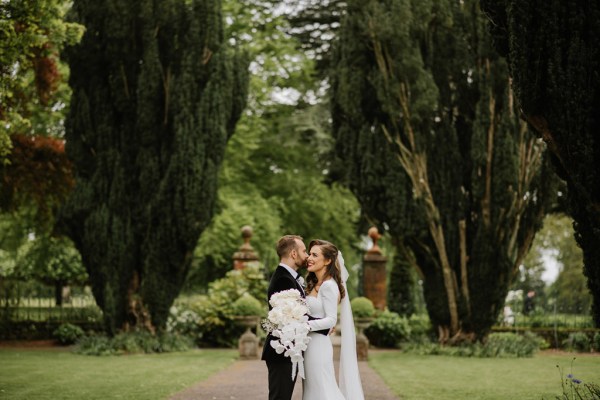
xmin=262 ymin=288 xmax=311 ymax=379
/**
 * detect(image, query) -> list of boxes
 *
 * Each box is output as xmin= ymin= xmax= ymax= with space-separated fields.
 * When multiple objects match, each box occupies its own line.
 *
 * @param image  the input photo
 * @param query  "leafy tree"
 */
xmin=59 ymin=0 xmax=248 ymax=334
xmin=534 ymin=214 xmax=591 ymax=314
xmin=0 ymin=208 xmax=86 ymax=306
xmin=480 ymin=0 xmax=600 ymax=326
xmin=0 ymin=0 xmax=84 ymax=161
xmin=0 ymin=135 xmax=83 ymax=306
xmin=19 ymin=233 xmax=87 ymax=305
xmin=511 ymin=243 xmax=547 ymax=313
xmin=284 ymin=0 xmax=346 ymax=76
xmin=0 ymin=2 xmax=84 ymax=300
xmin=331 ymin=0 xmax=558 ymax=342
xmin=1 ymin=135 xmax=73 ymax=225
xmin=188 ymin=0 xmax=361 ymax=290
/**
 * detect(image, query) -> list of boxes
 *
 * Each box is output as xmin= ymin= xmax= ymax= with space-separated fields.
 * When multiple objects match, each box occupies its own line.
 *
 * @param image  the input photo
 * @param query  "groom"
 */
xmin=262 ymin=235 xmax=308 ymax=400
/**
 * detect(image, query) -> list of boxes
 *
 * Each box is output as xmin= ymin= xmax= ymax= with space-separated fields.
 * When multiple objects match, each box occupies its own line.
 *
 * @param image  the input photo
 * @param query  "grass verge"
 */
xmin=0 ymin=348 xmax=236 ymax=400
xmin=369 ymin=350 xmax=600 ymax=400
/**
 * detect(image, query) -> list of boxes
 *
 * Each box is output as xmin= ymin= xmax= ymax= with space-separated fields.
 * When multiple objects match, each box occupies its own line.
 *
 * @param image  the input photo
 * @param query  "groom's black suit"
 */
xmin=262 ymin=265 xmax=303 ymax=400
xmin=262 ymin=265 xmax=329 ymax=400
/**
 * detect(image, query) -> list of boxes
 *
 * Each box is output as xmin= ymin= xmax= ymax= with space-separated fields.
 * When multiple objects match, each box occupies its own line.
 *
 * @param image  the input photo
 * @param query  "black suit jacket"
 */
xmin=261 ymin=265 xmax=304 ymax=363
xmin=261 ymin=265 xmax=328 ymax=363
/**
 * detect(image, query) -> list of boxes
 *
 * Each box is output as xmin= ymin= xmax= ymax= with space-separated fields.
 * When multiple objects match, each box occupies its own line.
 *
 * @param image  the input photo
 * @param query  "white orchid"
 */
xmin=262 ymin=289 xmax=311 ymax=380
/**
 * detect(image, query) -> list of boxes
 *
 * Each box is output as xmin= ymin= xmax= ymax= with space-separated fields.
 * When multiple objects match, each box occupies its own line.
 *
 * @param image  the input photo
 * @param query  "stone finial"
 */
xmin=367 ymin=226 xmax=382 ymax=254
xmin=233 ymin=225 xmax=259 ymax=270
xmin=240 ymin=225 xmax=254 ymax=251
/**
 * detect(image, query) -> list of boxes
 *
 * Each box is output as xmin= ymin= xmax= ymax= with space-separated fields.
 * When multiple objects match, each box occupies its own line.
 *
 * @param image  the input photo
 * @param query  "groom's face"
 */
xmin=293 ymin=239 xmax=308 ymax=269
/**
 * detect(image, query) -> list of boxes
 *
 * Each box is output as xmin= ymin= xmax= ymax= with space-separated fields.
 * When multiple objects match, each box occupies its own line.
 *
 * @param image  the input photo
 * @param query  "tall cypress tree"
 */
xmin=388 ymin=239 xmax=417 ymax=317
xmin=332 ymin=0 xmax=557 ymax=342
xmin=480 ymin=0 xmax=600 ymax=327
xmin=61 ymin=0 xmax=248 ymax=334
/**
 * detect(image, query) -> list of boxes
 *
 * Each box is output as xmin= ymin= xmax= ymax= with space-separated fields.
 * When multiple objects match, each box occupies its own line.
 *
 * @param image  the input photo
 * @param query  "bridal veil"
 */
xmin=338 ymin=251 xmax=365 ymax=400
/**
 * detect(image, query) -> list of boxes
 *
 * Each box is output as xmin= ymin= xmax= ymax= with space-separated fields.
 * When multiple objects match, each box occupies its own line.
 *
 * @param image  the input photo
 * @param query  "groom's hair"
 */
xmin=276 ymin=235 xmax=303 ymax=259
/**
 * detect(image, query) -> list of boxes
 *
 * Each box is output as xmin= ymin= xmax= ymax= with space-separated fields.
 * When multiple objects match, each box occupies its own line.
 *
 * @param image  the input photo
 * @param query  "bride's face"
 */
xmin=307 ymin=246 xmax=331 ymax=275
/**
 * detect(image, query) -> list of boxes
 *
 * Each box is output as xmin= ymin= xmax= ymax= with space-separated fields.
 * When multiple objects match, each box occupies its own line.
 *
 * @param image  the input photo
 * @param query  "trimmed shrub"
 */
xmin=53 ymin=323 xmax=85 ymax=345
xmin=403 ymin=331 xmax=545 ymax=358
xmin=351 ymin=297 xmax=375 ymax=318
xmin=74 ymin=331 xmax=194 ymax=355
xmin=481 ymin=332 xmax=545 ymax=357
xmin=594 ymin=332 xmax=600 ymax=352
xmin=232 ymin=293 xmax=264 ymax=316
xmin=562 ymin=332 xmax=592 ymax=352
xmin=75 ymin=335 xmax=116 ymax=356
xmin=407 ymin=314 xmax=434 ymax=342
xmin=167 ymin=264 xmax=268 ymax=347
xmin=365 ymin=310 xmax=410 ymax=348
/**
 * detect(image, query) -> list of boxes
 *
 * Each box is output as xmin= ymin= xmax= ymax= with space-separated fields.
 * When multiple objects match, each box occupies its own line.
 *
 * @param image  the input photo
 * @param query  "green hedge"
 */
xmin=492 ymin=327 xmax=600 ymax=349
xmin=0 ymin=319 xmax=103 ymax=340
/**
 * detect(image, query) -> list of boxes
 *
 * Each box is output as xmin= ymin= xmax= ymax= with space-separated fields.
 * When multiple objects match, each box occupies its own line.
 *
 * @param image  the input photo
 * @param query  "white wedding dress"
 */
xmin=304 ymin=279 xmax=345 ymax=400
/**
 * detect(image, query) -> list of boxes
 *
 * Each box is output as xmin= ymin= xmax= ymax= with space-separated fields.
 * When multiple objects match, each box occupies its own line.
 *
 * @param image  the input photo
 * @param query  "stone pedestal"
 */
xmin=234 ymin=316 xmax=260 ymax=359
xmin=331 ymin=318 xmax=371 ymax=362
xmin=355 ymin=318 xmax=373 ymax=361
xmin=363 ymin=227 xmax=388 ymax=310
xmin=233 ymin=225 xmax=259 ymax=270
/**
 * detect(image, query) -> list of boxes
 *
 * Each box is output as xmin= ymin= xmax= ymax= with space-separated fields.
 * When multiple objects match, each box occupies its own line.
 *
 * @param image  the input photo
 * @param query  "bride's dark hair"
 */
xmin=306 ymin=239 xmax=346 ymax=300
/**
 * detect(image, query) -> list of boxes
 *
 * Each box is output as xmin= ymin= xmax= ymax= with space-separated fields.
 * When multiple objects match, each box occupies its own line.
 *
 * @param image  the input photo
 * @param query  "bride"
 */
xmin=304 ymin=239 xmax=365 ymax=400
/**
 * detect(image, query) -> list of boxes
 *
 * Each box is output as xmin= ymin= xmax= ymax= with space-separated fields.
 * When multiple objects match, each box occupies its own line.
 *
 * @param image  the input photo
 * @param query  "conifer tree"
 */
xmin=388 ymin=240 xmax=417 ymax=317
xmin=332 ymin=0 xmax=557 ymax=342
xmin=60 ymin=0 xmax=248 ymax=333
xmin=481 ymin=0 xmax=600 ymax=327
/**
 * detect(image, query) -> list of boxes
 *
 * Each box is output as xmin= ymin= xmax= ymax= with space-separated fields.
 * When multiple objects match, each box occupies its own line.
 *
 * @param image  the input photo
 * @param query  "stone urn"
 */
xmin=233 ymin=315 xmax=261 ymax=359
xmin=354 ymin=317 xmax=374 ymax=361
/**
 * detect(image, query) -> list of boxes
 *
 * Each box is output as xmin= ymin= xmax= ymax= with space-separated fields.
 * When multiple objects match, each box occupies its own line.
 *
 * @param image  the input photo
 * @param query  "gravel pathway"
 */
xmin=169 ymin=352 xmax=400 ymax=400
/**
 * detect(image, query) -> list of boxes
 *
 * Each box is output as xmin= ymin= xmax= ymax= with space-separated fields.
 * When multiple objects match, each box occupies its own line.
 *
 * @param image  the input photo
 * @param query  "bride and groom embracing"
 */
xmin=261 ymin=235 xmax=365 ymax=400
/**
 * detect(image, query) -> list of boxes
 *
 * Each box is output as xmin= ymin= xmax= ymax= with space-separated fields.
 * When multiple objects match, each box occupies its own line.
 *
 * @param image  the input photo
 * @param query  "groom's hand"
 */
xmin=328 ymin=327 xmax=336 ymax=336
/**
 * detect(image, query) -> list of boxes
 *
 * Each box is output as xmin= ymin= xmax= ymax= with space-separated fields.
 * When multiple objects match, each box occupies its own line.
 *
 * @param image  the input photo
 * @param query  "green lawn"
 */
xmin=369 ymin=350 xmax=600 ymax=400
xmin=0 ymin=348 xmax=237 ymax=400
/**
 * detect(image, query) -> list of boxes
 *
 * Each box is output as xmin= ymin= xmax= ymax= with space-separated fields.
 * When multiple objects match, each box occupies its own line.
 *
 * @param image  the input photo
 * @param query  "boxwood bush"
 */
xmin=167 ymin=264 xmax=268 ymax=347
xmin=350 ymin=297 xmax=375 ymax=318
xmin=562 ymin=331 xmax=592 ymax=352
xmin=365 ymin=310 xmax=411 ymax=348
xmin=403 ymin=331 xmax=545 ymax=358
xmin=53 ymin=323 xmax=85 ymax=345
xmin=232 ymin=293 xmax=264 ymax=316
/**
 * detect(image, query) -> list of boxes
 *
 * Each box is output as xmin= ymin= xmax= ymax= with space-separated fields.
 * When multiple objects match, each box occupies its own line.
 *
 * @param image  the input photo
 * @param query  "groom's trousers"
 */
xmin=267 ymin=360 xmax=296 ymax=400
